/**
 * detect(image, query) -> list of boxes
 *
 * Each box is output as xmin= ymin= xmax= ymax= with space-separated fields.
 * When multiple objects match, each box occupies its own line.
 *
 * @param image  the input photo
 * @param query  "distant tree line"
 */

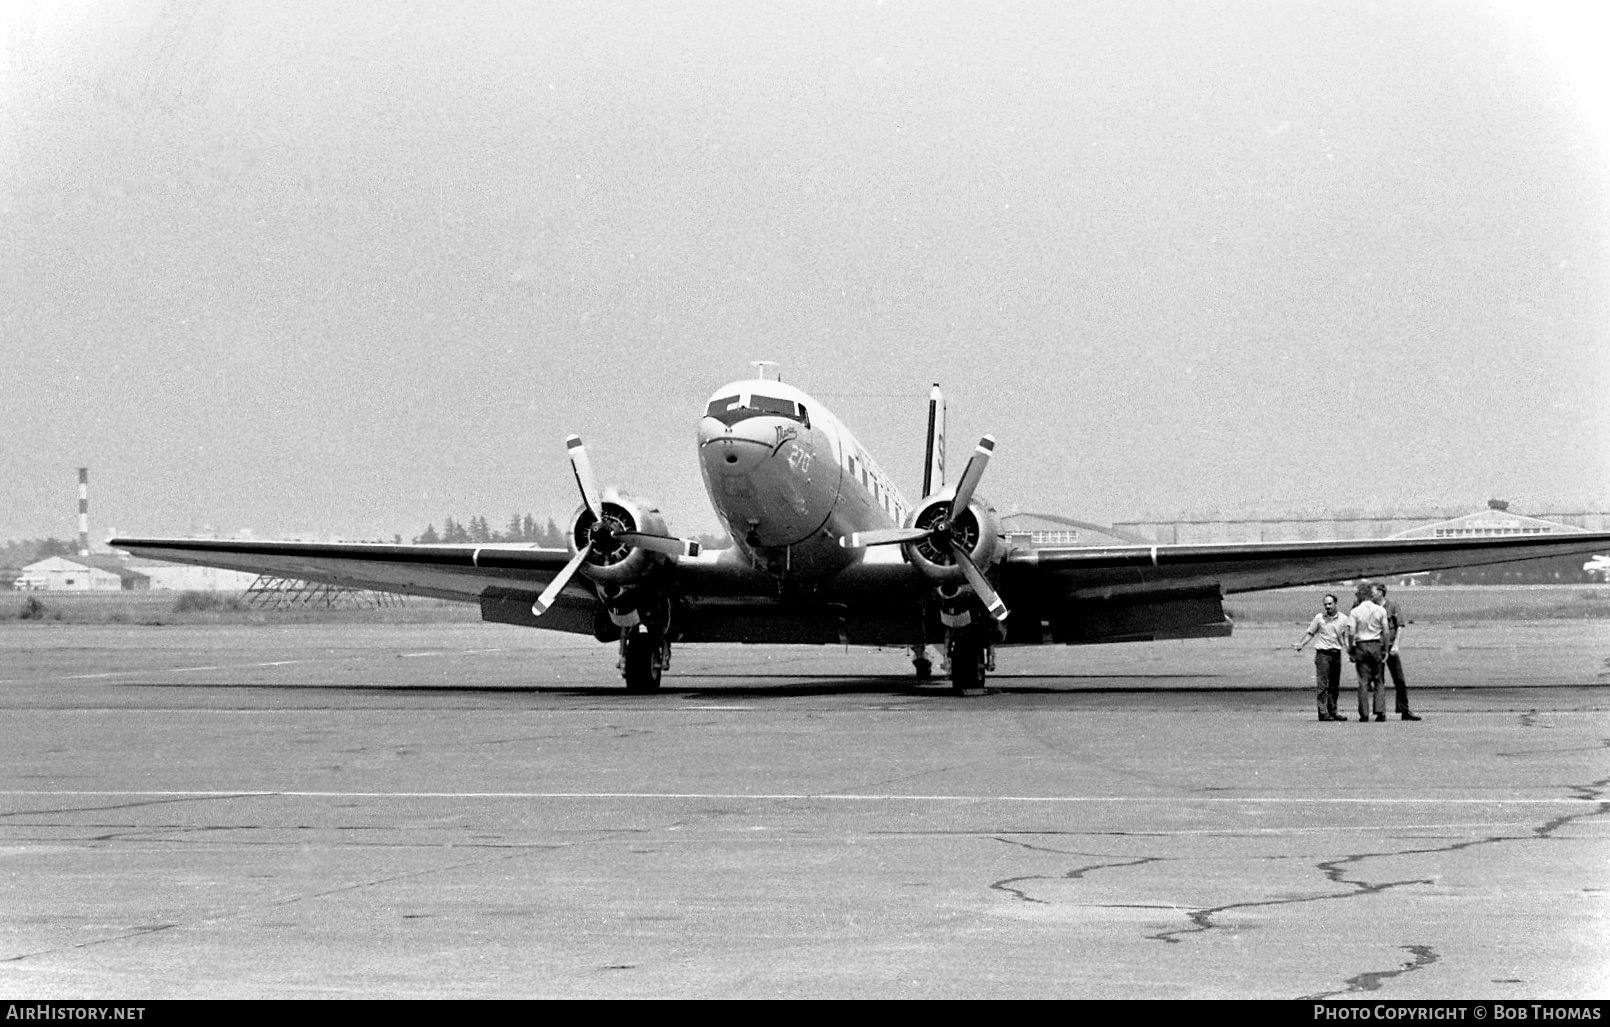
xmin=414 ymin=514 xmax=568 ymax=546
xmin=0 ymin=538 xmax=78 ymax=592
xmin=410 ymin=515 xmax=730 ymax=551
xmin=1 ymin=537 xmax=76 ymax=568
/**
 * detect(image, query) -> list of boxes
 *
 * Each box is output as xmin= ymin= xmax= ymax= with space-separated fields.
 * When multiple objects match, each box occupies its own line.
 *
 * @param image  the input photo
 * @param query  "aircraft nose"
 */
xmin=698 ymin=416 xmax=774 ymax=475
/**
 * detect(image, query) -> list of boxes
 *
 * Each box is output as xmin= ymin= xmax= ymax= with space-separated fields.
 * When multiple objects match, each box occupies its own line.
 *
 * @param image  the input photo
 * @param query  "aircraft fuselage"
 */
xmin=697 ymin=378 xmax=914 ymax=579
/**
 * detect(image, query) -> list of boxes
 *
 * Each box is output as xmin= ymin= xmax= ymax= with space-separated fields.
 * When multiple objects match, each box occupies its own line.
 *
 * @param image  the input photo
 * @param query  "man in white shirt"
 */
xmin=1294 ymin=593 xmax=1351 ymax=721
xmin=1348 ymin=582 xmax=1391 ymax=722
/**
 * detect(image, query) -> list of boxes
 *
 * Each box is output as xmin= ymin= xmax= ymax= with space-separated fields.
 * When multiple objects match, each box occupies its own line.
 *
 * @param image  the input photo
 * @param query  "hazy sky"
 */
xmin=3 ymin=0 xmax=1608 ymax=542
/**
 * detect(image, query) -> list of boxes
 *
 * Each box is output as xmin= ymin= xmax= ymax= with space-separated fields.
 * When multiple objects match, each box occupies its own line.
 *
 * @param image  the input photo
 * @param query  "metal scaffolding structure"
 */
xmin=241 ymin=575 xmax=409 ymax=611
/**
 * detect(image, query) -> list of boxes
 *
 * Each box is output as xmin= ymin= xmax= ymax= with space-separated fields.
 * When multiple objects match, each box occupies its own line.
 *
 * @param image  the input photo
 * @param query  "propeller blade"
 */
xmin=532 ymin=547 xmax=590 ymax=617
xmin=616 ymin=531 xmax=701 ymax=558
xmin=565 ymin=435 xmax=603 ymax=519
xmin=949 ymin=435 xmax=995 ymax=520
xmin=952 ymin=542 xmax=1009 ymax=623
xmin=922 ymin=383 xmax=945 ymax=498
xmin=840 ymin=527 xmax=932 ymax=548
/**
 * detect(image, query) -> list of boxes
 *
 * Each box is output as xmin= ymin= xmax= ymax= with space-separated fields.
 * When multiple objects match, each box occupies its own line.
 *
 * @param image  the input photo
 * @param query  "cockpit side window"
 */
xmin=750 ymin=395 xmax=796 ymax=418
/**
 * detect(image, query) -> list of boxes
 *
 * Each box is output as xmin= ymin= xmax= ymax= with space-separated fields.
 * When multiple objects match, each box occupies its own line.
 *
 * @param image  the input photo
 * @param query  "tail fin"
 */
xmin=922 ymin=384 xmax=946 ymax=498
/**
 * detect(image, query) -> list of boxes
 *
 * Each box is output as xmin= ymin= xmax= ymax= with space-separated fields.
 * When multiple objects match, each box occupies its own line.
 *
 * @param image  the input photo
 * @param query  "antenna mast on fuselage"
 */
xmin=750 ymin=360 xmax=781 ymax=382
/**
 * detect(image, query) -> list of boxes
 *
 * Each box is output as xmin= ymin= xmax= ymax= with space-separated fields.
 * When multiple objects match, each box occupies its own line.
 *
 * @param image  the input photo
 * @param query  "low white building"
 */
xmin=14 ymin=556 xmax=146 ymax=592
xmin=120 ymin=558 xmax=259 ymax=592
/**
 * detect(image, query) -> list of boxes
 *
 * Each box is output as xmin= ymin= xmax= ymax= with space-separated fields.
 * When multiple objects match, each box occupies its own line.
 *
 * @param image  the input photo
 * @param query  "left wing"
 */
xmin=999 ymin=530 xmax=1610 ymax=644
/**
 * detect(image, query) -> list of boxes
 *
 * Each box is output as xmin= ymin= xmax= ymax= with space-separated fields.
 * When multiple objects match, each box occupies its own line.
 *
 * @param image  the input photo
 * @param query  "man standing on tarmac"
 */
xmin=1294 ymin=593 xmax=1351 ymax=721
xmin=1374 ymin=582 xmax=1421 ymax=721
xmin=1349 ymin=582 xmax=1391 ymax=722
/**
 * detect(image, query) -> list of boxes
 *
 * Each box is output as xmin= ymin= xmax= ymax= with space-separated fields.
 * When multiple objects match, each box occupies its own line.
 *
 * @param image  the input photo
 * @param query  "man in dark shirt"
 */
xmin=1374 ymin=583 xmax=1421 ymax=721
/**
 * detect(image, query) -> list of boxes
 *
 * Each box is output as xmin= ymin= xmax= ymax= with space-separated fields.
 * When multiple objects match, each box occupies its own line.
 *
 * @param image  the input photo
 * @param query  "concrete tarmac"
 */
xmin=1 ymin=621 xmax=1607 ymax=998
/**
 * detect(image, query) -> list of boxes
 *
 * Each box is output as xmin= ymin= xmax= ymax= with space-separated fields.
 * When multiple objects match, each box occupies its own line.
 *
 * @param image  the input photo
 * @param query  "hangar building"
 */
xmin=14 ymin=556 xmax=148 ymax=592
xmin=1389 ymin=502 xmax=1585 ymax=539
xmin=1000 ymin=512 xmax=1151 ymax=548
xmin=1112 ymin=500 xmax=1601 ymax=545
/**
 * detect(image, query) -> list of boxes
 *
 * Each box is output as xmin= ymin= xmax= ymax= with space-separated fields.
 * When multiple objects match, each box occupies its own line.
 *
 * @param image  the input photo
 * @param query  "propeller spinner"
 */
xmin=842 ymin=435 xmax=1008 ymax=623
xmin=532 ymin=435 xmax=700 ymax=616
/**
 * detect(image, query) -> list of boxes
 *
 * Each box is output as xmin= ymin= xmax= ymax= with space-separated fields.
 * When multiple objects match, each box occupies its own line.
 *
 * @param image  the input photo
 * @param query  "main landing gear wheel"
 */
xmin=911 ymin=645 xmax=932 ymax=681
xmin=622 ymin=628 xmax=664 ymax=693
xmin=948 ymin=629 xmax=988 ymax=696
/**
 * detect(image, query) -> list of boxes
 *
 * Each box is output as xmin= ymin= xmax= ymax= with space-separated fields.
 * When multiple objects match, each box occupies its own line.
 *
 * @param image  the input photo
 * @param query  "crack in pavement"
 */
xmin=1300 ymin=944 xmax=1441 ymax=999
xmin=969 ymin=741 xmax=1610 ymax=962
xmin=0 ymin=794 xmax=257 ymax=819
xmin=1143 ymin=827 xmax=1556 ymax=947
xmin=1144 ymin=873 xmax=1432 ymax=946
xmin=1538 ymin=764 xmax=1610 ymax=837
xmin=1 ymin=923 xmax=183 ymax=964
xmin=0 ymin=840 xmax=570 ymax=965
xmin=1147 ymin=738 xmax=1610 ymax=948
xmin=988 ymin=837 xmax=1168 ymax=905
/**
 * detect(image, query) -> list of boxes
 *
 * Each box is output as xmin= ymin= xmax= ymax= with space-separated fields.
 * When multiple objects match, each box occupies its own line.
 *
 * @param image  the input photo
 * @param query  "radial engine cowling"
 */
xmin=902 ymin=492 xmax=1004 ymax=584
xmin=568 ymin=489 xmax=673 ymax=585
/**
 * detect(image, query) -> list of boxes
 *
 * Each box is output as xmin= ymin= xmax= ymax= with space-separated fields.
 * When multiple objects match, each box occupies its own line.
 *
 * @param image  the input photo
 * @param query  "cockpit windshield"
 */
xmin=704 ymin=394 xmax=810 ymax=427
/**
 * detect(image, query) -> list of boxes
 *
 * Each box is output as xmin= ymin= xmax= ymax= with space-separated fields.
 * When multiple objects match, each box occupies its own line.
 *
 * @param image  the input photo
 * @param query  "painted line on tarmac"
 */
xmin=0 ymin=789 xmax=1599 ymax=804
xmin=52 ymin=648 xmax=516 ymax=682
xmin=62 ymin=660 xmax=313 ymax=680
xmin=400 ymin=649 xmax=509 ymax=657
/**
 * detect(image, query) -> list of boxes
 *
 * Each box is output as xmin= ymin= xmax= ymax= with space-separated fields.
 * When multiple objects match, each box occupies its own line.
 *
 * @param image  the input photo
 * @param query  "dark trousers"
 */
xmin=1314 ymin=649 xmax=1342 ymax=717
xmin=1354 ymin=640 xmax=1387 ymax=718
xmin=1385 ymin=651 xmax=1411 ymax=713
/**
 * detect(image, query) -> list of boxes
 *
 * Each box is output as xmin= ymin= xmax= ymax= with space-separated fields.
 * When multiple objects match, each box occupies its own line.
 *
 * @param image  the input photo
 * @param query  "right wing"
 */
xmin=110 ymin=537 xmax=598 ymax=628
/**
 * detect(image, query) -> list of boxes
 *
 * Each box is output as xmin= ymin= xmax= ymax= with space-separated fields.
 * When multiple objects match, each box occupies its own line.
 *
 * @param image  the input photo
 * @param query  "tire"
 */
xmin=913 ymin=658 xmax=932 ymax=681
xmin=949 ymin=632 xmax=986 ymax=694
xmin=623 ymin=630 xmax=662 ymax=692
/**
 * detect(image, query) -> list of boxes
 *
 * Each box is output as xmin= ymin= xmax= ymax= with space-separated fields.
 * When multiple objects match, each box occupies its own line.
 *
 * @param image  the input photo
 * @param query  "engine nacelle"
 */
xmin=568 ymin=488 xmax=673 ymax=586
xmin=902 ymin=492 xmax=1004 ymax=584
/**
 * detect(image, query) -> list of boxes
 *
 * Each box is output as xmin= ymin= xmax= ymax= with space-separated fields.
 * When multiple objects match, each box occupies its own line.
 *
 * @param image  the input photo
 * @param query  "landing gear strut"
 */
xmin=945 ymin=622 xmax=995 ymax=695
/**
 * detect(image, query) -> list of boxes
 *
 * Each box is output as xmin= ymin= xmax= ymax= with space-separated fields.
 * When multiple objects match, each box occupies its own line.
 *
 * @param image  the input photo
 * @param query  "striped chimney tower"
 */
xmin=78 ymin=468 xmax=89 ymax=556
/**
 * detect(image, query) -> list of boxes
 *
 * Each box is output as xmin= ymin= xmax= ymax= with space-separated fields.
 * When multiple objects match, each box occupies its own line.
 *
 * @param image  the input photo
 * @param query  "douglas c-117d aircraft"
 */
xmin=114 ymin=369 xmax=1610 ymax=694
